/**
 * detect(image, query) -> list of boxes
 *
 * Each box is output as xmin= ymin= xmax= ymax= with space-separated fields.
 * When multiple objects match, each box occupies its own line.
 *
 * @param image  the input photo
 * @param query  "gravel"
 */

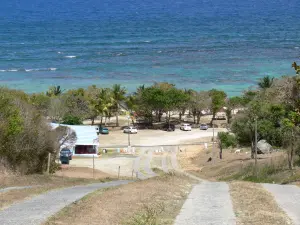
xmin=263 ymin=183 xmax=300 ymax=225
xmin=0 ymin=180 xmax=131 ymax=225
xmin=174 ymin=181 xmax=236 ymax=225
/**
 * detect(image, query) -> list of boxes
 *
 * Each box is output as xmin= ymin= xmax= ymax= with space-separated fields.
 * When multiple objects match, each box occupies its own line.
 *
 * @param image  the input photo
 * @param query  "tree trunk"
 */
xmin=251 ymin=141 xmax=254 ymax=159
xmin=179 ymin=112 xmax=182 ymax=121
xmin=158 ymin=110 xmax=162 ymax=122
xmin=219 ymin=140 xmax=223 ymax=159
xmin=100 ymin=116 xmax=103 ymax=126
xmin=196 ymin=112 xmax=201 ymax=124
xmin=115 ymin=104 xmax=119 ymax=127
xmin=288 ymin=131 xmax=295 ymax=170
xmin=91 ymin=117 xmax=95 ymax=125
xmin=104 ymin=117 xmax=107 ymax=126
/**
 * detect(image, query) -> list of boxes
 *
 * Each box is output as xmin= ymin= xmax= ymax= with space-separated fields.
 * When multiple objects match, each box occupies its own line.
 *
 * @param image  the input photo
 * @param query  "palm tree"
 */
xmin=258 ymin=76 xmax=274 ymax=89
xmin=46 ymin=86 xmax=63 ymax=97
xmin=111 ymin=84 xmax=127 ymax=127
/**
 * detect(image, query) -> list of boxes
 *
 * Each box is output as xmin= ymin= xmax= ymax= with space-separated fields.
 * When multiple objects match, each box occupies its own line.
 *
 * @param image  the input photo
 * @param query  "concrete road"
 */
xmin=0 ymin=181 xmax=131 ymax=225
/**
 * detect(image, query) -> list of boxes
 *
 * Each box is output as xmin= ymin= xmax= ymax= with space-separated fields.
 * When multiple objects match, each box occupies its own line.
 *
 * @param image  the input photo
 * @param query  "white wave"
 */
xmin=65 ymin=55 xmax=77 ymax=58
xmin=49 ymin=68 xmax=57 ymax=71
xmin=0 ymin=70 xmax=6 ymax=72
xmin=144 ymin=40 xmax=151 ymax=43
xmin=25 ymin=69 xmax=35 ymax=72
xmin=57 ymin=51 xmax=62 ymax=54
xmin=8 ymin=69 xmax=18 ymax=72
xmin=295 ymin=47 xmax=299 ymax=49
xmin=157 ymin=51 xmax=162 ymax=53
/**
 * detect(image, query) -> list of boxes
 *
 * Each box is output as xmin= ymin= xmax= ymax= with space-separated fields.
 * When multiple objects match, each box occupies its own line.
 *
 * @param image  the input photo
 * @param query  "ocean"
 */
xmin=1 ymin=0 xmax=300 ymax=96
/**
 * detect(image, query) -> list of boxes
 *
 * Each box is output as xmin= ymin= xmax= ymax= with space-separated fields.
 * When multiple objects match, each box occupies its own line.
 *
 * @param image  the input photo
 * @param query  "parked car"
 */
xmin=200 ymin=124 xmax=208 ymax=130
xmin=162 ymin=123 xmax=175 ymax=131
xmin=60 ymin=148 xmax=73 ymax=160
xmin=180 ymin=123 xmax=192 ymax=131
xmin=99 ymin=127 xmax=109 ymax=134
xmin=123 ymin=126 xmax=138 ymax=134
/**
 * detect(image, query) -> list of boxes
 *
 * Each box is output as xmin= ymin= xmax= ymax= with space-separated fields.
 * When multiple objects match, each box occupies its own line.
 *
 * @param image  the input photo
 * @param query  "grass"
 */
xmin=221 ymin=158 xmax=300 ymax=184
xmin=45 ymin=173 xmax=196 ymax=225
xmin=124 ymin=202 xmax=165 ymax=225
xmin=229 ymin=181 xmax=292 ymax=225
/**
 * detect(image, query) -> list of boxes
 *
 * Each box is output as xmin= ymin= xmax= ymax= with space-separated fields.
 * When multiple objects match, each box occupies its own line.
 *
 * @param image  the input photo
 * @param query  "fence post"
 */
xmin=118 ymin=166 xmax=120 ymax=179
xmin=93 ymin=154 xmax=95 ymax=179
xmin=47 ymin=152 xmax=51 ymax=174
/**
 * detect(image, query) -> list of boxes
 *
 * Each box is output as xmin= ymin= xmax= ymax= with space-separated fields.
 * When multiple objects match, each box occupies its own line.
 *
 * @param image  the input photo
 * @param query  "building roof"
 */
xmin=50 ymin=123 xmax=99 ymax=146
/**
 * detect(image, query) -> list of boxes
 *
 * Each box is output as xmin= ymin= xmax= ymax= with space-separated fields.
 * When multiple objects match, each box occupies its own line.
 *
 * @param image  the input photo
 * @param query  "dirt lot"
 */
xmin=45 ymin=173 xmax=196 ymax=225
xmin=55 ymin=167 xmax=113 ymax=179
xmin=99 ymin=128 xmax=225 ymax=147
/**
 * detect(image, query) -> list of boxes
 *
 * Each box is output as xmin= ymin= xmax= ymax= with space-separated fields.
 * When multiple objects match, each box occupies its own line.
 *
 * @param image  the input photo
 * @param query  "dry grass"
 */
xmin=45 ymin=173 xmax=196 ymax=225
xmin=178 ymin=145 xmax=290 ymax=182
xmin=229 ymin=181 xmax=292 ymax=225
xmin=54 ymin=166 xmax=114 ymax=179
xmin=0 ymin=186 xmax=54 ymax=209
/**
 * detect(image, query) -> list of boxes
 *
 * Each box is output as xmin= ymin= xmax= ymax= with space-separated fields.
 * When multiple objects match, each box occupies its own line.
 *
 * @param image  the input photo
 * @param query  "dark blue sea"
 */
xmin=1 ymin=0 xmax=300 ymax=95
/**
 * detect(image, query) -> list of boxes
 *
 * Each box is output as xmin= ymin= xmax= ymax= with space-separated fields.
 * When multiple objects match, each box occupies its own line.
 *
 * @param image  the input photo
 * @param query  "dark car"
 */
xmin=99 ymin=127 xmax=109 ymax=134
xmin=60 ymin=148 xmax=73 ymax=160
xmin=162 ymin=123 xmax=175 ymax=131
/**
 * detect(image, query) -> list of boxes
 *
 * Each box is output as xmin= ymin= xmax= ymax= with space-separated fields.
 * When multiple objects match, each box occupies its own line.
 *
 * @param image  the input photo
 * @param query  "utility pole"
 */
xmin=254 ymin=118 xmax=258 ymax=176
xmin=212 ymin=122 xmax=215 ymax=160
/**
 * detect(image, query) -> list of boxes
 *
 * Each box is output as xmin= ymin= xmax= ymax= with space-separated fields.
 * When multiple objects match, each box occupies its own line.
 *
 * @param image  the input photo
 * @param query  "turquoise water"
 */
xmin=0 ymin=0 xmax=300 ymax=95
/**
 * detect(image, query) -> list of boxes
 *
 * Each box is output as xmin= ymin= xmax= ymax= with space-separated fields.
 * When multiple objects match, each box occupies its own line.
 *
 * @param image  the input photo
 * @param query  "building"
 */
xmin=50 ymin=123 xmax=99 ymax=157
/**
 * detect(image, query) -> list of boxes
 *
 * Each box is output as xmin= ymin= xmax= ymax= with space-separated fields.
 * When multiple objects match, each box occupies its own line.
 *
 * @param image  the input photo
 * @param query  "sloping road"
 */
xmin=174 ymin=181 xmax=236 ymax=225
xmin=0 ymin=180 xmax=131 ymax=225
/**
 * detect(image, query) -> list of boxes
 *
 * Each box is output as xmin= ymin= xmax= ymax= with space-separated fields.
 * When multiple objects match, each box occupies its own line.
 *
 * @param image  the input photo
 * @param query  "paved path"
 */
xmin=132 ymin=156 xmax=147 ymax=179
xmin=0 ymin=186 xmax=41 ymax=193
xmin=161 ymin=155 xmax=168 ymax=173
xmin=171 ymin=151 xmax=179 ymax=169
xmin=174 ymin=181 xmax=236 ymax=225
xmin=0 ymin=180 xmax=130 ymax=225
xmin=263 ymin=183 xmax=300 ymax=225
xmin=144 ymin=152 xmax=156 ymax=177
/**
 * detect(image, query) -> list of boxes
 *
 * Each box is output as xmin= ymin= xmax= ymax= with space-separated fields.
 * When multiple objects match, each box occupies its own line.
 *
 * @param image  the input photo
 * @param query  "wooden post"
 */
xmin=47 ymin=152 xmax=51 ymax=174
xmin=93 ymin=154 xmax=95 ymax=179
xmin=118 ymin=166 xmax=120 ymax=179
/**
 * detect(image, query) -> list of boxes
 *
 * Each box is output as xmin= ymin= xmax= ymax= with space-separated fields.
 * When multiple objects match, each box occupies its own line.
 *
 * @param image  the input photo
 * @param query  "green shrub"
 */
xmin=218 ymin=132 xmax=237 ymax=148
xmin=62 ymin=115 xmax=83 ymax=125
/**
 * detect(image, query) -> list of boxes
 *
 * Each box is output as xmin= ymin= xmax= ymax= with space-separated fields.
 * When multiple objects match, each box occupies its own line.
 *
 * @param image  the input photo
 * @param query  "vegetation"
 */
xmin=2 ymin=62 xmax=300 ymax=175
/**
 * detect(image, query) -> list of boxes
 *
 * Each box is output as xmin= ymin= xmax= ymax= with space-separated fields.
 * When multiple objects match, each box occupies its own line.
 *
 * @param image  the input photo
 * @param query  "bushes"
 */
xmin=0 ymin=90 xmax=60 ymax=174
xmin=218 ymin=132 xmax=237 ymax=148
xmin=62 ymin=115 xmax=83 ymax=125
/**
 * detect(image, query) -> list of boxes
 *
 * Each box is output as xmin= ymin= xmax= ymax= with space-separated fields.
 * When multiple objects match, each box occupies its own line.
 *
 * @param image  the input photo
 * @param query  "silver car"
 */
xmin=123 ymin=126 xmax=138 ymax=134
xmin=200 ymin=124 xmax=208 ymax=130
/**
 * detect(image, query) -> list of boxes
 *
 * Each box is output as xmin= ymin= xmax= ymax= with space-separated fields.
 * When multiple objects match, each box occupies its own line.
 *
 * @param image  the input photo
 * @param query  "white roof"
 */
xmin=50 ymin=123 xmax=99 ymax=146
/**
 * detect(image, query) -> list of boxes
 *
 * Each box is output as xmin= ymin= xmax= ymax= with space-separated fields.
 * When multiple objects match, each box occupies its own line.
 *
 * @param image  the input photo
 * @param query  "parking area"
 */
xmin=99 ymin=128 xmax=226 ymax=146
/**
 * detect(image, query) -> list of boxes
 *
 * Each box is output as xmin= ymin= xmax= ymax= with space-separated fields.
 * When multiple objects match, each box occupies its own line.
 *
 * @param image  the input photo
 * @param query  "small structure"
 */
xmin=50 ymin=123 xmax=99 ymax=157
